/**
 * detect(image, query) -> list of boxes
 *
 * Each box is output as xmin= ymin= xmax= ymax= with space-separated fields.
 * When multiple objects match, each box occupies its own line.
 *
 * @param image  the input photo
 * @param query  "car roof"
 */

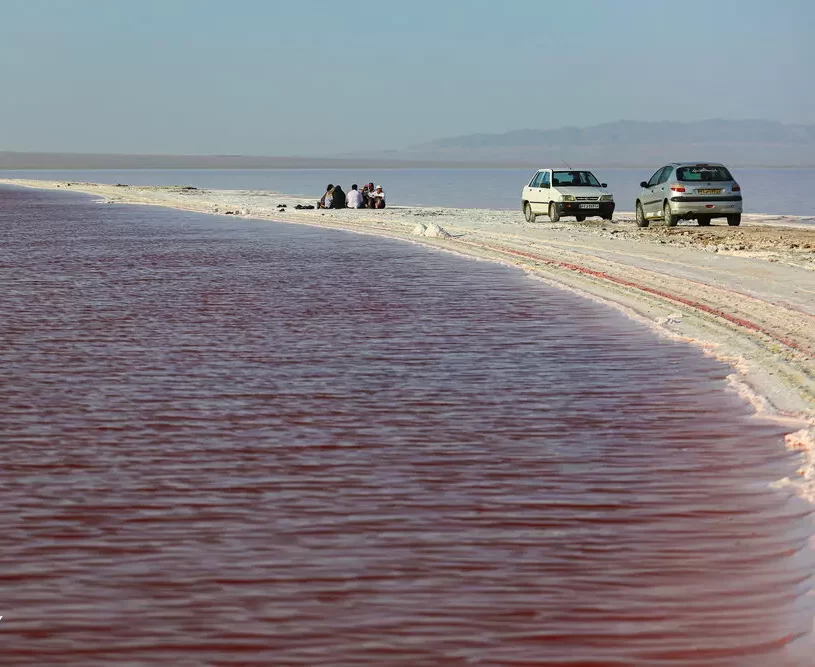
xmin=534 ymin=167 xmax=596 ymax=171
xmin=667 ymin=162 xmax=727 ymax=167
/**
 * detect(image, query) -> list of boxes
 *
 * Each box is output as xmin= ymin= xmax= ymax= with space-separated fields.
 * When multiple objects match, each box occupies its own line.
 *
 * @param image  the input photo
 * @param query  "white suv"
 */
xmin=522 ymin=169 xmax=615 ymax=222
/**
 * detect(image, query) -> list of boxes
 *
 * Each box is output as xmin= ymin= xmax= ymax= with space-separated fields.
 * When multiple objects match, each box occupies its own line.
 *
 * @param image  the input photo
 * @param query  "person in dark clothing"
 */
xmin=331 ymin=185 xmax=346 ymax=209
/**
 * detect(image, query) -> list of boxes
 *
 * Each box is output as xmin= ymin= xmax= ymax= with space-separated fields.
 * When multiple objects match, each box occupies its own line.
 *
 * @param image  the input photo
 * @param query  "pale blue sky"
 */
xmin=0 ymin=0 xmax=812 ymax=156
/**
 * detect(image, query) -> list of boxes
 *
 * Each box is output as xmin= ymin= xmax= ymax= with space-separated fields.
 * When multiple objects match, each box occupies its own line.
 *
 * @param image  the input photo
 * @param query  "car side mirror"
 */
xmin=639 ymin=181 xmax=648 ymax=188
xmin=601 ymin=183 xmax=607 ymax=188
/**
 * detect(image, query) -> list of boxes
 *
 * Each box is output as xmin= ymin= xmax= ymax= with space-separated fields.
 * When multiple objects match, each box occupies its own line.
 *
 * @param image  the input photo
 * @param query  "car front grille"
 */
xmin=575 ymin=196 xmax=600 ymax=201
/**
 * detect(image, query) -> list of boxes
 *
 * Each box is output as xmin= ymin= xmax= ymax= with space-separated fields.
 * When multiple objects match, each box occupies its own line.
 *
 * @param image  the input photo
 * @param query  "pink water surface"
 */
xmin=1 ymin=186 xmax=813 ymax=665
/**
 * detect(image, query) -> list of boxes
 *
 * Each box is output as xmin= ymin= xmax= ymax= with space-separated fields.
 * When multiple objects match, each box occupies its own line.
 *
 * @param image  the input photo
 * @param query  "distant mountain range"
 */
xmin=2 ymin=120 xmax=813 ymax=169
xmin=393 ymin=119 xmax=815 ymax=167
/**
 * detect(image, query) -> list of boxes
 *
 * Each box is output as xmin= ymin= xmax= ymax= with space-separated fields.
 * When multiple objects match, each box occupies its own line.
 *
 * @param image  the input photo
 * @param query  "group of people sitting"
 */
xmin=318 ymin=182 xmax=386 ymax=209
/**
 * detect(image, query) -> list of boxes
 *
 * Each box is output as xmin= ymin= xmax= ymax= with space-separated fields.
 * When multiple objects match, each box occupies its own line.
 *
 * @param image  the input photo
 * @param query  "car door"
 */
xmin=528 ymin=171 xmax=548 ymax=214
xmin=642 ymin=166 xmax=669 ymax=217
xmin=654 ymin=166 xmax=675 ymax=218
xmin=524 ymin=171 xmax=540 ymax=212
xmin=535 ymin=170 xmax=552 ymax=213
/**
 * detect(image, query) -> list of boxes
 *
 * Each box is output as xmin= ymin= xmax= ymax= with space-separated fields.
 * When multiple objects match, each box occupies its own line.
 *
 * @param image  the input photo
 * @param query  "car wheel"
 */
xmin=575 ymin=214 xmax=586 ymax=222
xmin=697 ymin=216 xmax=711 ymax=226
xmin=549 ymin=202 xmax=560 ymax=222
xmin=727 ymin=214 xmax=741 ymax=226
xmin=635 ymin=202 xmax=649 ymax=228
xmin=663 ymin=202 xmax=678 ymax=227
xmin=523 ymin=202 xmax=536 ymax=223
xmin=602 ymin=214 xmax=613 ymax=222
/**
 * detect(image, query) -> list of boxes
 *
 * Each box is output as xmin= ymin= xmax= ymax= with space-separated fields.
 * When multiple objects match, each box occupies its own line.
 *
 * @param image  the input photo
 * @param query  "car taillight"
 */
xmin=669 ymin=184 xmax=686 ymax=192
xmin=732 ymin=183 xmax=741 ymax=192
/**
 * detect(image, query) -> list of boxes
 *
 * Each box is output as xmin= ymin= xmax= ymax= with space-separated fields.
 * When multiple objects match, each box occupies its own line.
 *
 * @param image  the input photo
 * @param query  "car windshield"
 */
xmin=676 ymin=165 xmax=733 ymax=182
xmin=552 ymin=171 xmax=601 ymax=187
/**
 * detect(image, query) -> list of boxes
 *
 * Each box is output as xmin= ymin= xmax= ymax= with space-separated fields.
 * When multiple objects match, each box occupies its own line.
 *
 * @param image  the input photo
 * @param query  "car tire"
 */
xmin=664 ymin=202 xmax=678 ymax=227
xmin=575 ymin=214 xmax=586 ymax=222
xmin=727 ymin=214 xmax=741 ymax=226
xmin=549 ymin=202 xmax=560 ymax=222
xmin=603 ymin=214 xmax=613 ymax=222
xmin=635 ymin=202 xmax=649 ymax=228
xmin=523 ymin=202 xmax=536 ymax=223
xmin=697 ymin=216 xmax=711 ymax=226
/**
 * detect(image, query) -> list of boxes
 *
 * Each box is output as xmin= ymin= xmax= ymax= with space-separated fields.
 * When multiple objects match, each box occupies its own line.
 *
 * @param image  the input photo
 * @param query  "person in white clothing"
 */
xmin=371 ymin=185 xmax=386 ymax=209
xmin=346 ymin=183 xmax=363 ymax=209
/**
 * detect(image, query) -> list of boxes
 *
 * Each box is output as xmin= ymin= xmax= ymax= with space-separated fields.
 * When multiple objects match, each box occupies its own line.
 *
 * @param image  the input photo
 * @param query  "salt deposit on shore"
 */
xmin=3 ymin=177 xmax=814 ymax=497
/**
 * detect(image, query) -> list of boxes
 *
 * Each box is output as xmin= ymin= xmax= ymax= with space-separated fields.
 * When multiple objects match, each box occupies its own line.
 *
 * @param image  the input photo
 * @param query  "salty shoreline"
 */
xmin=3 ymin=176 xmax=814 ymax=495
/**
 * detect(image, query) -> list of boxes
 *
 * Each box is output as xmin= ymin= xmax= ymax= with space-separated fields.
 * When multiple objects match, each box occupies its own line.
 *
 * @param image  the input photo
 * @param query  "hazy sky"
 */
xmin=1 ymin=0 xmax=813 ymax=156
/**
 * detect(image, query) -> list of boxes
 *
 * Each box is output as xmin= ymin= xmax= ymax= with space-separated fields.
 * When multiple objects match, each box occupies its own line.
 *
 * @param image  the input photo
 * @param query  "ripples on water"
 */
xmin=1 ymin=187 xmax=813 ymax=665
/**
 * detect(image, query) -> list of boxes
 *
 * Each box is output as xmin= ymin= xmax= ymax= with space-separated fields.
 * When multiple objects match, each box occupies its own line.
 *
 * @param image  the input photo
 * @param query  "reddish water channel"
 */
xmin=1 ymin=187 xmax=813 ymax=665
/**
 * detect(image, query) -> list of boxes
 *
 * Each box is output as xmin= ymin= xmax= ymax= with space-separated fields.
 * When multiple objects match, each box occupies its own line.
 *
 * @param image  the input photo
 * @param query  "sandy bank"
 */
xmin=3 ymin=177 xmax=814 ymax=497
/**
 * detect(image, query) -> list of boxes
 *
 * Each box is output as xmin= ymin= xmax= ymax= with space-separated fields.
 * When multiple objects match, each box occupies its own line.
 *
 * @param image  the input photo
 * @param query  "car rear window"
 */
xmin=676 ymin=165 xmax=732 ymax=182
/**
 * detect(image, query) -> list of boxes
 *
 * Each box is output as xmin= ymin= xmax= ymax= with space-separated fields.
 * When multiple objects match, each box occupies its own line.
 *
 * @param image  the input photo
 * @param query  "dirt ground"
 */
xmin=574 ymin=218 xmax=815 ymax=270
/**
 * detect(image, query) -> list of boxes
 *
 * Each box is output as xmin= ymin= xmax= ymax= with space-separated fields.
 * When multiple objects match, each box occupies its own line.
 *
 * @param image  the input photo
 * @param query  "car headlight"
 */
xmin=562 ymin=194 xmax=575 ymax=201
xmin=600 ymin=194 xmax=614 ymax=201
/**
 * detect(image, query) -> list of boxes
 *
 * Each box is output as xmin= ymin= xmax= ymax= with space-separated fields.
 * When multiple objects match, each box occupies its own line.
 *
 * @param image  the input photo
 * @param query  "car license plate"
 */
xmin=579 ymin=203 xmax=600 ymax=209
xmin=696 ymin=189 xmax=722 ymax=195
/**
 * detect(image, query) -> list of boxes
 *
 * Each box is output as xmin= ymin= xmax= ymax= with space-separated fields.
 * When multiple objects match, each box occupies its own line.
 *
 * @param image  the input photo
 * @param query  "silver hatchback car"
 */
xmin=635 ymin=162 xmax=743 ymax=227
